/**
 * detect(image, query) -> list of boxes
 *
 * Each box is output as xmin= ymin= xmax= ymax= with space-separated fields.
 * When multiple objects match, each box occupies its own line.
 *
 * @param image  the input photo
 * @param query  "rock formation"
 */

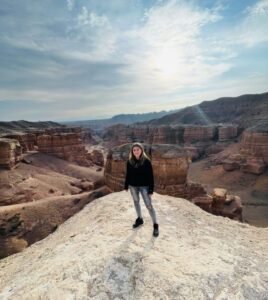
xmin=2 ymin=133 xmax=35 ymax=152
xmin=86 ymin=150 xmax=104 ymax=167
xmin=103 ymin=124 xmax=240 ymax=160
xmin=218 ymin=125 xmax=239 ymax=142
xmin=104 ymin=143 xmax=243 ymax=221
xmin=37 ymin=133 xmax=93 ymax=167
xmin=192 ymin=188 xmax=243 ymax=221
xmin=0 ymin=138 xmax=22 ymax=169
xmin=223 ymin=127 xmax=268 ymax=174
xmin=0 ymin=191 xmax=267 ymax=299
xmin=183 ymin=125 xmax=216 ymax=143
xmin=104 ymin=143 xmax=205 ymax=199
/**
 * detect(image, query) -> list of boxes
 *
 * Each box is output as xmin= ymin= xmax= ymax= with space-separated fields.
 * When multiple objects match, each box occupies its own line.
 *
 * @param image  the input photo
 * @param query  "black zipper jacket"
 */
xmin=124 ymin=157 xmax=154 ymax=194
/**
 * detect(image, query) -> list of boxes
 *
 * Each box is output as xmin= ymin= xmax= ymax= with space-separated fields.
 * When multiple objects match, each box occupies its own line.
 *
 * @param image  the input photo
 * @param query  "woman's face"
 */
xmin=132 ymin=146 xmax=142 ymax=159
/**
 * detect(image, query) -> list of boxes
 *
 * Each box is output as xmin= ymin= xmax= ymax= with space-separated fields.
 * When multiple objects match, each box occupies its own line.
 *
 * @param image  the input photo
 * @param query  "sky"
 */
xmin=0 ymin=0 xmax=268 ymax=122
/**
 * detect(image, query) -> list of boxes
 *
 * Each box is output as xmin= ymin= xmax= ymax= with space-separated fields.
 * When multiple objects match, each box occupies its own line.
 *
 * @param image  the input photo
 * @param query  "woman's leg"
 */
xmin=140 ymin=186 xmax=157 ymax=224
xmin=129 ymin=185 xmax=142 ymax=218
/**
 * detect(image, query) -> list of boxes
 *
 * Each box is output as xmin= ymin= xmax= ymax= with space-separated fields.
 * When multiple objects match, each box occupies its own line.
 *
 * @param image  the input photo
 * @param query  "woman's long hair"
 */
xmin=128 ymin=142 xmax=150 ymax=166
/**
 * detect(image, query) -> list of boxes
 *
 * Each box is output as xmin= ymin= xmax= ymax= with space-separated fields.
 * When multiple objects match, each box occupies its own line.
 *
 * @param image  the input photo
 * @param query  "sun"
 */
xmin=154 ymin=48 xmax=179 ymax=77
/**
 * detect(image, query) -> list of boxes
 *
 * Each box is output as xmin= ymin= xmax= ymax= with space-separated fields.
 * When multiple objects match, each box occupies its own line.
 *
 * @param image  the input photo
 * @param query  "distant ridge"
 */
xmin=137 ymin=92 xmax=268 ymax=129
xmin=60 ymin=109 xmax=181 ymax=134
xmin=0 ymin=120 xmax=65 ymax=135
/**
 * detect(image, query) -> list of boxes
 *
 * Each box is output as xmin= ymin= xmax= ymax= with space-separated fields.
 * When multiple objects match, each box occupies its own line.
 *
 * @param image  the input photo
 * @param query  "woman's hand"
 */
xmin=148 ymin=193 xmax=153 ymax=198
xmin=125 ymin=189 xmax=128 ymax=192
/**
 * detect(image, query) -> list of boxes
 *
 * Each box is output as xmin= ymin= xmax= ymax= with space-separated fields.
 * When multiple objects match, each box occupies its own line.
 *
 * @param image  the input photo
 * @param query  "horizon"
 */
xmin=0 ymin=0 xmax=268 ymax=121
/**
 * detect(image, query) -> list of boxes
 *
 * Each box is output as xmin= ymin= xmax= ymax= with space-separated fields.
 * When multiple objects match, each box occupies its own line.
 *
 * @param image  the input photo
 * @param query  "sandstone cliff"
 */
xmin=0 ymin=191 xmax=267 ymax=299
xmin=223 ymin=126 xmax=268 ymax=175
xmin=37 ymin=133 xmax=93 ymax=167
xmin=104 ymin=143 xmax=242 ymax=221
xmin=102 ymin=124 xmax=240 ymax=160
xmin=0 ymin=138 xmax=22 ymax=169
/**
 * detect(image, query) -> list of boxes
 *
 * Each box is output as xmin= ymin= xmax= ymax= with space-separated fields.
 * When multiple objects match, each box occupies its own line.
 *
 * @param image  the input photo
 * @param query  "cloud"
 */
xmin=0 ymin=0 xmax=267 ymax=121
xmin=117 ymin=0 xmax=230 ymax=96
xmin=223 ymin=0 xmax=268 ymax=47
xmin=77 ymin=7 xmax=110 ymax=28
xmin=66 ymin=0 xmax=74 ymax=11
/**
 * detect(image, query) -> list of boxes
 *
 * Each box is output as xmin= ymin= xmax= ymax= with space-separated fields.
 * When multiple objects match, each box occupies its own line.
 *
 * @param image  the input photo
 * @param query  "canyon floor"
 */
xmin=188 ymin=159 xmax=268 ymax=227
xmin=0 ymin=191 xmax=267 ymax=299
xmin=0 ymin=150 xmax=104 ymax=206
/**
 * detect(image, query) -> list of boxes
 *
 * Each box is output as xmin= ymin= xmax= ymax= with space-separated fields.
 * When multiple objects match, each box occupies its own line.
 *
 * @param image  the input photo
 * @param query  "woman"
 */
xmin=124 ymin=142 xmax=159 ymax=237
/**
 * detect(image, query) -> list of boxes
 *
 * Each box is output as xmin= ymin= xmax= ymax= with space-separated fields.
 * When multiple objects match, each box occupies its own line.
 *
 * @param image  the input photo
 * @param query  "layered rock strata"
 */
xmin=3 ymin=133 xmax=35 ymax=152
xmin=0 ymin=138 xmax=22 ymax=169
xmin=37 ymin=133 xmax=92 ymax=167
xmin=104 ymin=143 xmax=202 ymax=199
xmin=104 ymin=143 xmax=243 ymax=221
xmin=103 ymin=124 xmax=239 ymax=160
xmin=218 ymin=125 xmax=239 ymax=142
xmin=223 ymin=128 xmax=268 ymax=174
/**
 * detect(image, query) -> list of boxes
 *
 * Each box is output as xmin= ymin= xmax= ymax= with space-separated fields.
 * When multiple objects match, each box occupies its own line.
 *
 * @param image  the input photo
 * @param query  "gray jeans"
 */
xmin=129 ymin=185 xmax=157 ymax=224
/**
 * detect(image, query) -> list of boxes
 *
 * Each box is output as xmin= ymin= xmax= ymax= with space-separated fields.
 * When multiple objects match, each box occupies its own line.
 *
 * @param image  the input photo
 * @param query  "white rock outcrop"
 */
xmin=0 ymin=191 xmax=267 ymax=299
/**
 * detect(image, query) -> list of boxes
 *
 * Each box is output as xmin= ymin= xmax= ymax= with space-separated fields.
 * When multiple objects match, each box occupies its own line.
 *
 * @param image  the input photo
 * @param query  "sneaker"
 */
xmin=133 ymin=217 xmax=144 ymax=228
xmin=153 ymin=223 xmax=159 ymax=237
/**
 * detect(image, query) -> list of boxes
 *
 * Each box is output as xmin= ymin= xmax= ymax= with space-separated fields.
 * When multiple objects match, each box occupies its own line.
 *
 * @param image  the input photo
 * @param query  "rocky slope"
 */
xmin=0 ymin=191 xmax=267 ymax=299
xmin=140 ymin=92 xmax=268 ymax=128
xmin=0 ymin=150 xmax=106 ymax=258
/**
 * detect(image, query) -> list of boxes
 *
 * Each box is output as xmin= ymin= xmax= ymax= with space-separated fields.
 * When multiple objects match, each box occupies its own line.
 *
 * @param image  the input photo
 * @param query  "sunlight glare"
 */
xmin=154 ymin=48 xmax=180 ymax=77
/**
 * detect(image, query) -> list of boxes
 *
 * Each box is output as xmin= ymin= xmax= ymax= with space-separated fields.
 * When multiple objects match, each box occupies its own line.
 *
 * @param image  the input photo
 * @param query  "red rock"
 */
xmin=218 ymin=126 xmax=238 ymax=142
xmin=191 ymin=195 xmax=213 ymax=211
xmin=37 ymin=133 xmax=92 ymax=167
xmin=221 ymin=129 xmax=268 ymax=175
xmin=240 ymin=130 xmax=268 ymax=165
xmin=184 ymin=147 xmax=200 ymax=161
xmin=205 ymin=144 xmax=225 ymax=156
xmin=222 ymin=160 xmax=240 ymax=171
xmin=211 ymin=188 xmax=227 ymax=215
xmin=86 ymin=150 xmax=104 ymax=167
xmin=240 ymin=158 xmax=265 ymax=175
xmin=104 ymin=143 xmax=243 ymax=221
xmin=183 ymin=126 xmax=216 ymax=143
xmin=104 ymin=143 xmax=207 ymax=200
xmin=3 ymin=133 xmax=35 ymax=152
xmin=0 ymin=138 xmax=22 ymax=169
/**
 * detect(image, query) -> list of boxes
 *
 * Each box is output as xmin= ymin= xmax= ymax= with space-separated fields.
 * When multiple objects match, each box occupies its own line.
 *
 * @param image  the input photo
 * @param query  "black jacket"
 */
xmin=124 ymin=157 xmax=154 ymax=194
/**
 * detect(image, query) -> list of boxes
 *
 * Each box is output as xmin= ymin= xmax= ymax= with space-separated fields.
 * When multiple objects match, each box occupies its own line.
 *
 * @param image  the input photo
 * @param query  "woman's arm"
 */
xmin=124 ymin=161 xmax=130 ymax=190
xmin=147 ymin=159 xmax=154 ymax=194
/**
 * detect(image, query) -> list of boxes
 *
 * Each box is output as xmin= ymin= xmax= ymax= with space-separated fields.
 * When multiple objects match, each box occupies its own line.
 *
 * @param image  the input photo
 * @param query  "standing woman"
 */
xmin=124 ymin=142 xmax=159 ymax=237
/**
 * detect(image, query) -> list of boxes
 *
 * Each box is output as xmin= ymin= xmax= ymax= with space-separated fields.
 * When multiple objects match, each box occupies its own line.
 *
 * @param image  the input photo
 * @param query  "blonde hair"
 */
xmin=128 ymin=142 xmax=150 ymax=166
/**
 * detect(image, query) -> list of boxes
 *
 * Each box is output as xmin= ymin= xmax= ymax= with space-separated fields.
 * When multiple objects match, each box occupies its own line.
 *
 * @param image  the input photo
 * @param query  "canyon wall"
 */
xmin=37 ymin=133 xmax=93 ymax=167
xmin=103 ymin=124 xmax=239 ymax=160
xmin=0 ymin=138 xmax=22 ymax=169
xmin=2 ymin=133 xmax=35 ymax=152
xmin=223 ymin=127 xmax=268 ymax=174
xmin=104 ymin=143 xmax=242 ymax=221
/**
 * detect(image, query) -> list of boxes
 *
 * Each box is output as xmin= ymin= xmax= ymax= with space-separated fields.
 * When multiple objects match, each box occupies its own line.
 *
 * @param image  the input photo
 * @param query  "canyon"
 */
xmin=0 ymin=93 xmax=267 ymax=261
